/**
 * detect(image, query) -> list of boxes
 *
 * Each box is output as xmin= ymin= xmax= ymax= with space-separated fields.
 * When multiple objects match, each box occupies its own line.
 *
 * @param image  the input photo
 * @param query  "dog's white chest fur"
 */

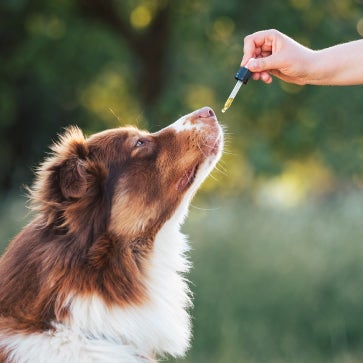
xmin=4 ymin=217 xmax=191 ymax=363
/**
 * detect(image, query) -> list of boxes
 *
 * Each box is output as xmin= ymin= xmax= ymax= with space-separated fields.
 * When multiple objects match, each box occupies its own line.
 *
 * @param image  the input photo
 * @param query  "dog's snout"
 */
xmin=194 ymin=106 xmax=215 ymax=119
xmin=166 ymin=106 xmax=220 ymax=135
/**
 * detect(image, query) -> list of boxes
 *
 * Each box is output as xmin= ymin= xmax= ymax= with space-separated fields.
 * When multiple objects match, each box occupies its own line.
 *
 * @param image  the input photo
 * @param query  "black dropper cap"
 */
xmin=235 ymin=67 xmax=253 ymax=84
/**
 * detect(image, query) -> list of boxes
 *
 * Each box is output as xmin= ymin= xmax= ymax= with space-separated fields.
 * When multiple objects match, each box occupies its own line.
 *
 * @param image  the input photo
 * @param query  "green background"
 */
xmin=1 ymin=0 xmax=363 ymax=362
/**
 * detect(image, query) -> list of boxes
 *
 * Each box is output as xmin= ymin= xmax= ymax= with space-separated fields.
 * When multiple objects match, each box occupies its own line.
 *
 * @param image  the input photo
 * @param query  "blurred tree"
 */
xmin=0 ymin=0 xmax=363 ymax=195
xmin=77 ymin=0 xmax=171 ymax=116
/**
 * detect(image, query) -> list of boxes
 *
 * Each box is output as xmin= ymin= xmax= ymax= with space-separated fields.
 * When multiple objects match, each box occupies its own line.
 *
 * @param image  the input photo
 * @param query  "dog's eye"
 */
xmin=132 ymin=138 xmax=154 ymax=157
xmin=135 ymin=139 xmax=145 ymax=147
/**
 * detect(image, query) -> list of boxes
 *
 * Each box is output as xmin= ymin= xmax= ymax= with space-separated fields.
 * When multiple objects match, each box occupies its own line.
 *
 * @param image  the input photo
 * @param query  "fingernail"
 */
xmin=246 ymin=57 xmax=257 ymax=69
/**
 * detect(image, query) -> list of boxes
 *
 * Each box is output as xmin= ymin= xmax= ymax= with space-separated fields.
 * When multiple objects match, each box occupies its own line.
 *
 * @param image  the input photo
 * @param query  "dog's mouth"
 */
xmin=177 ymin=164 xmax=199 ymax=191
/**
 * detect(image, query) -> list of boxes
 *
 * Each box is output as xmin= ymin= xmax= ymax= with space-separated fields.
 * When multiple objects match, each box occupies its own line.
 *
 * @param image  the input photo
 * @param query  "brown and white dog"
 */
xmin=0 ymin=107 xmax=223 ymax=363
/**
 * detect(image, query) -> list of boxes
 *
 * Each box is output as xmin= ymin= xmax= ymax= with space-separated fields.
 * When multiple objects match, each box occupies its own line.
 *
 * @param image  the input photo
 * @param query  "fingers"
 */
xmin=241 ymin=29 xmax=285 ymax=81
xmin=251 ymin=71 xmax=273 ymax=84
xmin=260 ymin=72 xmax=273 ymax=84
xmin=248 ymin=57 xmax=274 ymax=72
xmin=241 ymin=29 xmax=280 ymax=66
xmin=241 ymin=29 xmax=288 ymax=84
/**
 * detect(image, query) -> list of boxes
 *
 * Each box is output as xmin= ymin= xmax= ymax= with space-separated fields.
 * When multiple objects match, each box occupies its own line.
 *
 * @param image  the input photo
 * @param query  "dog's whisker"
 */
xmin=213 ymin=165 xmax=228 ymax=177
xmin=190 ymin=204 xmax=221 ymax=212
xmin=216 ymin=162 xmax=228 ymax=173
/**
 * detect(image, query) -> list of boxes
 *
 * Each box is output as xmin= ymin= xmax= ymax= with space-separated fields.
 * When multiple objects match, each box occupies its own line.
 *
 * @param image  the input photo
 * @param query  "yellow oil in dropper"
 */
xmin=221 ymin=98 xmax=234 ymax=113
xmin=221 ymin=65 xmax=252 ymax=113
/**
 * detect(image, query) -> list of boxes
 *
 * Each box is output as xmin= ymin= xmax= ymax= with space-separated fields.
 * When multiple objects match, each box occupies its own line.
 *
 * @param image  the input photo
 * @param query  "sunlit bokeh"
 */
xmin=256 ymin=157 xmax=334 ymax=208
xmin=1 ymin=0 xmax=363 ymax=362
xmin=130 ymin=5 xmax=153 ymax=30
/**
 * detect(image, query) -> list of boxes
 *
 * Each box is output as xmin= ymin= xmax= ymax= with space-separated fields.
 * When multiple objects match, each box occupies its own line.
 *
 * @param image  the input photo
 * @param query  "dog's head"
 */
xmin=31 ymin=106 xmax=223 ymax=244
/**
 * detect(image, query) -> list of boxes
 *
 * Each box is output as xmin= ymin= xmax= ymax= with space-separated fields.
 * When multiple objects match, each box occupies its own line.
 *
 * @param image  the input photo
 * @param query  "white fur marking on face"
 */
xmin=168 ymin=114 xmax=204 ymax=133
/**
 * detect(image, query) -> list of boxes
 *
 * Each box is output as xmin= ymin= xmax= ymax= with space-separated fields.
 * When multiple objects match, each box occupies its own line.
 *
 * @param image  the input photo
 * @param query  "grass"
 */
xmin=173 ymin=191 xmax=363 ymax=363
xmin=1 ymin=190 xmax=363 ymax=363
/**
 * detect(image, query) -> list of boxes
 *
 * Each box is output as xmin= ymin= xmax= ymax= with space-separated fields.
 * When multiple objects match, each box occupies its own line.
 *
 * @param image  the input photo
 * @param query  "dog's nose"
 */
xmin=193 ymin=106 xmax=215 ymax=119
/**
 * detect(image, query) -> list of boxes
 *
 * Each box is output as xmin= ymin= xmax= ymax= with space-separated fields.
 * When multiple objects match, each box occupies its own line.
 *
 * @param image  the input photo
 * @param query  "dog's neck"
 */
xmin=62 ymin=214 xmax=192 ymax=359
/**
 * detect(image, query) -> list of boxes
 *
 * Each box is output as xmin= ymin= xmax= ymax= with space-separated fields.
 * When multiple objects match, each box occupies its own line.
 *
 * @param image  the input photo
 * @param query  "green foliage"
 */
xmin=0 ymin=192 xmax=32 ymax=254
xmin=1 ymin=0 xmax=363 ymax=192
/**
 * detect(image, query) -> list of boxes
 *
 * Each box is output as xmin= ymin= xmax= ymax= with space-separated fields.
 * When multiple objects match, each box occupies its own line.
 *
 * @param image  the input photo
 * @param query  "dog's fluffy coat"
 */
xmin=0 ymin=107 xmax=223 ymax=363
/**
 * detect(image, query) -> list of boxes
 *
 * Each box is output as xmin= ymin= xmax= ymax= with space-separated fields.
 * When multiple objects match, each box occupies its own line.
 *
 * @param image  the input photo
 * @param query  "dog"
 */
xmin=0 ymin=106 xmax=223 ymax=363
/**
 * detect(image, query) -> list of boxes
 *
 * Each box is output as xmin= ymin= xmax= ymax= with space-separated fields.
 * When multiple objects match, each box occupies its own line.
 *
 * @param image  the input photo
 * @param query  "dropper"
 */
xmin=221 ymin=64 xmax=253 ymax=113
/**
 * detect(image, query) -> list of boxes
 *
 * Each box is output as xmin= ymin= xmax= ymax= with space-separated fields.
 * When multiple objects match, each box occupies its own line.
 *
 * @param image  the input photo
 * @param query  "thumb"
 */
xmin=246 ymin=55 xmax=281 ymax=72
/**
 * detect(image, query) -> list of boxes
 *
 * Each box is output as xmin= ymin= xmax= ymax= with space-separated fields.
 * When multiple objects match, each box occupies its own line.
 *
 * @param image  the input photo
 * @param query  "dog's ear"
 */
xmin=33 ymin=126 xmax=90 ymax=202
xmin=54 ymin=127 xmax=89 ymax=200
xmin=30 ymin=126 xmax=107 ymax=222
xmin=58 ymin=157 xmax=87 ymax=199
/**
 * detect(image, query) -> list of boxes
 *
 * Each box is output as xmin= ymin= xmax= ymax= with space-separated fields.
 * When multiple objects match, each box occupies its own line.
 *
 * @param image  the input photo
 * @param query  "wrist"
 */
xmin=301 ymin=50 xmax=325 ymax=85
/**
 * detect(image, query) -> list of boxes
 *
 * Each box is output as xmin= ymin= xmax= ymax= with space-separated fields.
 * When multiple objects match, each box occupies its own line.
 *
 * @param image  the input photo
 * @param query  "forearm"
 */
xmin=308 ymin=39 xmax=363 ymax=85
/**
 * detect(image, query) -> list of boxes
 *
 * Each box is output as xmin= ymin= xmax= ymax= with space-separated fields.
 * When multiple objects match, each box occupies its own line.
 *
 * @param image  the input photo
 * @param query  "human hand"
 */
xmin=241 ymin=29 xmax=315 ymax=85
